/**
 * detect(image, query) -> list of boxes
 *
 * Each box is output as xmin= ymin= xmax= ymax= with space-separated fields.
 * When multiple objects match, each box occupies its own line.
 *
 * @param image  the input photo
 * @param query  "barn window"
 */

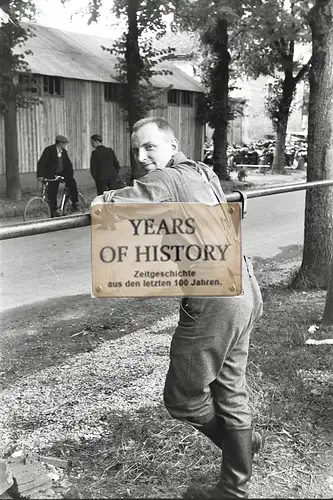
xmin=181 ymin=91 xmax=193 ymax=106
xmin=43 ymin=76 xmax=63 ymax=96
xmin=167 ymin=89 xmax=180 ymax=105
xmin=104 ymin=83 xmax=123 ymax=102
xmin=168 ymin=90 xmax=193 ymax=107
xmin=19 ymin=73 xmax=40 ymax=94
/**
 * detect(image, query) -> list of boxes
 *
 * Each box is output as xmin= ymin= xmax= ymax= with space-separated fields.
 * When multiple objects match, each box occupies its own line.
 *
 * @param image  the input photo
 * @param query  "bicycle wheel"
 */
xmin=63 ymin=192 xmax=87 ymax=216
xmin=23 ymin=197 xmax=51 ymax=222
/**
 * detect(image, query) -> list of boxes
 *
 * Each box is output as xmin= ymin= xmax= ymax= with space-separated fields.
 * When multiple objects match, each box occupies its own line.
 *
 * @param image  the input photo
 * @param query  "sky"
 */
xmin=32 ymin=0 xmax=124 ymax=38
xmin=32 ymin=0 xmax=173 ymax=39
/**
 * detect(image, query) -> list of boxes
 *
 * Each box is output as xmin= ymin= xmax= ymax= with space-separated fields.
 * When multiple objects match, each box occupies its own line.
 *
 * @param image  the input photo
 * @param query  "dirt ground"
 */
xmin=1 ymin=248 xmax=332 ymax=499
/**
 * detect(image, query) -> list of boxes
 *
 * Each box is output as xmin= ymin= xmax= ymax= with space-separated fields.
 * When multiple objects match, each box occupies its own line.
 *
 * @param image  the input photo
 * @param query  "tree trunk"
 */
xmin=322 ymin=255 xmax=333 ymax=324
xmin=272 ymin=73 xmax=295 ymax=174
xmin=211 ymin=19 xmax=230 ymax=181
xmin=296 ymin=156 xmax=306 ymax=170
xmin=125 ymin=0 xmax=144 ymax=181
xmin=213 ymin=125 xmax=228 ymax=180
xmin=291 ymin=0 xmax=333 ymax=289
xmin=272 ymin=120 xmax=288 ymax=174
xmin=1 ymin=1 xmax=21 ymax=200
xmin=4 ymin=96 xmax=21 ymax=200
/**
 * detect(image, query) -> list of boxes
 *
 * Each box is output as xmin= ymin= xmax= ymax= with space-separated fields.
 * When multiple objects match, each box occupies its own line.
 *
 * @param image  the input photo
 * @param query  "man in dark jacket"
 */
xmin=37 ymin=135 xmax=79 ymax=215
xmin=90 ymin=134 xmax=120 ymax=195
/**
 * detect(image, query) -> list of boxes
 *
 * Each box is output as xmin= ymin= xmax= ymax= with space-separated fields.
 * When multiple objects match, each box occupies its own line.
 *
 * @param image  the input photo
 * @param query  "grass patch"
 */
xmin=247 ymin=286 xmax=333 ymax=498
xmin=46 ymin=407 xmax=221 ymax=499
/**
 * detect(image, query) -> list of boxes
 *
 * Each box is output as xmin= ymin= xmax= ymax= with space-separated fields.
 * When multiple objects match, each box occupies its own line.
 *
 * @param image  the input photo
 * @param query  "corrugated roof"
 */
xmin=18 ymin=22 xmax=203 ymax=92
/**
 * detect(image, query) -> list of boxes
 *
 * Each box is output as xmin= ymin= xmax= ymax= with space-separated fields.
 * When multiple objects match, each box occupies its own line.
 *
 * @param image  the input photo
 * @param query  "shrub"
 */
xmin=238 ymin=167 xmax=248 ymax=181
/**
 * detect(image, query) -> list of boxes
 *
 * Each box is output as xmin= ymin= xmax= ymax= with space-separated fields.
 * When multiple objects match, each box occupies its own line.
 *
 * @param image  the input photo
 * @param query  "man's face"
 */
xmin=91 ymin=140 xmax=100 ymax=149
xmin=59 ymin=142 xmax=67 ymax=150
xmin=131 ymin=123 xmax=178 ymax=174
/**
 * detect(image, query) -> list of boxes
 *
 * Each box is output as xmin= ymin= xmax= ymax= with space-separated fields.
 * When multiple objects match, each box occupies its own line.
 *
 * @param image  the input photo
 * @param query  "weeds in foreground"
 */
xmin=47 ymin=408 xmax=221 ymax=499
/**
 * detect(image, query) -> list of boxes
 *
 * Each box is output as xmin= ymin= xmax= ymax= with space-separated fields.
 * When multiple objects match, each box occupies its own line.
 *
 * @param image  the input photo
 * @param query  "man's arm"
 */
xmin=91 ymin=172 xmax=173 ymax=223
xmin=110 ymin=148 xmax=120 ymax=173
xmin=91 ymin=170 xmax=172 ymax=220
xmin=63 ymin=150 xmax=74 ymax=177
xmin=90 ymin=151 xmax=97 ymax=180
xmin=36 ymin=147 xmax=50 ymax=178
xmin=103 ymin=172 xmax=172 ymax=204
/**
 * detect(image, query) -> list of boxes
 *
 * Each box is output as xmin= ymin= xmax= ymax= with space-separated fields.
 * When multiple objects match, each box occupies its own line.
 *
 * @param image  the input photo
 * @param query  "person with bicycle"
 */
xmin=37 ymin=135 xmax=79 ymax=216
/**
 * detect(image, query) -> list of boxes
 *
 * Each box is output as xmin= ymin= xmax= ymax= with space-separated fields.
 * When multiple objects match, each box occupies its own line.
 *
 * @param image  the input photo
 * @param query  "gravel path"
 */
xmin=0 ymin=313 xmax=178 ymax=455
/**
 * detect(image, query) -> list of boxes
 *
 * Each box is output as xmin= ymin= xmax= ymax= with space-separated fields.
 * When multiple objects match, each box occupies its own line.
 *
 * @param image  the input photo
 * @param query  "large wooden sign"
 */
xmin=91 ymin=202 xmax=242 ymax=298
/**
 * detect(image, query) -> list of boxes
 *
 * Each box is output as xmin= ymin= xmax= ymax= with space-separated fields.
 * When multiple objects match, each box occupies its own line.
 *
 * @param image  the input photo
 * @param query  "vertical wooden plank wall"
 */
xmin=41 ymin=93 xmax=67 ymax=164
xmin=228 ymin=115 xmax=243 ymax=146
xmin=0 ymin=115 xmax=5 ymax=175
xmin=0 ymin=80 xmax=204 ymax=175
xmin=102 ymin=93 xmax=131 ymax=168
xmin=194 ymin=97 xmax=205 ymax=161
xmin=167 ymin=93 xmax=203 ymax=160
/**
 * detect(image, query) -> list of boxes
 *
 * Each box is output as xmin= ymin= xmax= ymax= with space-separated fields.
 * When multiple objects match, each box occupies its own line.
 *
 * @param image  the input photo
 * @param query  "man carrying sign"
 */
xmin=92 ymin=117 xmax=263 ymax=499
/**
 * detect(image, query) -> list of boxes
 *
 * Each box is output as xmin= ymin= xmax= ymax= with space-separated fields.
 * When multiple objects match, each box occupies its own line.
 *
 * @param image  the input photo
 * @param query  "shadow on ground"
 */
xmin=0 ymin=294 xmax=178 ymax=388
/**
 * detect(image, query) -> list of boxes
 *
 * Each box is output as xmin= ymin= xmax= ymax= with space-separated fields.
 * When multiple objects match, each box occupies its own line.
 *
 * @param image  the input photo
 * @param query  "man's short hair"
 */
xmin=132 ymin=117 xmax=175 ymax=137
xmin=91 ymin=134 xmax=103 ymax=142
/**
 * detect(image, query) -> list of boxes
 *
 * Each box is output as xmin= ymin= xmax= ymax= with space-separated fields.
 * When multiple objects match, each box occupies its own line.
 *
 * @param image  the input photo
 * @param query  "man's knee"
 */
xmin=163 ymin=398 xmax=202 ymax=429
xmin=163 ymin=382 xmax=215 ymax=428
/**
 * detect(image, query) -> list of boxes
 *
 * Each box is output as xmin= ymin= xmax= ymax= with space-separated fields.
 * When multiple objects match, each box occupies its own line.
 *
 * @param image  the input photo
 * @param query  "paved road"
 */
xmin=0 ymin=191 xmax=305 ymax=312
xmin=242 ymin=191 xmax=305 ymax=257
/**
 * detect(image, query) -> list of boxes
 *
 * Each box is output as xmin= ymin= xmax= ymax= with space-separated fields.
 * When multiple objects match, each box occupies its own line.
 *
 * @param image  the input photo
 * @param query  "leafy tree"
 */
xmin=64 ymin=0 xmax=175 ymax=179
xmin=173 ymin=0 xmax=309 ymax=178
xmin=105 ymin=0 xmax=173 ymax=131
xmin=233 ymin=0 xmax=312 ymax=174
xmin=173 ymin=0 xmax=251 ymax=181
xmin=291 ymin=0 xmax=333 ymax=290
xmin=0 ymin=0 xmax=36 ymax=200
xmin=68 ymin=0 xmax=250 ymax=182
xmin=200 ymin=19 xmax=231 ymax=181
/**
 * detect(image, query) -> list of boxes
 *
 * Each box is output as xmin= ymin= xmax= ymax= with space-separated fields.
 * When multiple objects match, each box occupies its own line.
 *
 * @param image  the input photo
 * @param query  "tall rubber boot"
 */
xmin=184 ymin=428 xmax=253 ymax=499
xmin=198 ymin=417 xmax=263 ymax=456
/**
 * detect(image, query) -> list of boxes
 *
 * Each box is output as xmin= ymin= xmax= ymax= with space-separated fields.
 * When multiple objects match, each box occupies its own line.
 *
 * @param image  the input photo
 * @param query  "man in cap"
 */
xmin=37 ymin=135 xmax=79 ymax=216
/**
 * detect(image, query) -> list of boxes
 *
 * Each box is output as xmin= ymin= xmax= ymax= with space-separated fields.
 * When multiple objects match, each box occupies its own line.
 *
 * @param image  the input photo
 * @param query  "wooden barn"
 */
xmin=0 ymin=22 xmax=205 ymax=180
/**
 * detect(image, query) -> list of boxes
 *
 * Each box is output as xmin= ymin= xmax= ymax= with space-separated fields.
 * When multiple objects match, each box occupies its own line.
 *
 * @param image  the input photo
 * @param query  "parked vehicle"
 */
xmin=202 ymin=134 xmax=307 ymax=171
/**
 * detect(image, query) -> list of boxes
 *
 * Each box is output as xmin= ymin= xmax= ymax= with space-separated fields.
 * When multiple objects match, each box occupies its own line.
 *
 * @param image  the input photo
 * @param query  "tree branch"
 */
xmin=272 ymin=37 xmax=288 ymax=61
xmin=294 ymin=56 xmax=312 ymax=84
xmin=289 ymin=39 xmax=295 ymax=59
xmin=229 ymin=27 xmax=248 ymax=43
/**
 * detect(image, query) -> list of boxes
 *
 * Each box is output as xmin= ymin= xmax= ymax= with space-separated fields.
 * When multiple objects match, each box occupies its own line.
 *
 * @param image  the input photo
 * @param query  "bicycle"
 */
xmin=23 ymin=176 xmax=87 ymax=222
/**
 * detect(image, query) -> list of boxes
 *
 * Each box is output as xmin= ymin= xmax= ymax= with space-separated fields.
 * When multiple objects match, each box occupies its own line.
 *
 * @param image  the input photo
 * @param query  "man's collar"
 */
xmin=167 ymin=151 xmax=189 ymax=167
